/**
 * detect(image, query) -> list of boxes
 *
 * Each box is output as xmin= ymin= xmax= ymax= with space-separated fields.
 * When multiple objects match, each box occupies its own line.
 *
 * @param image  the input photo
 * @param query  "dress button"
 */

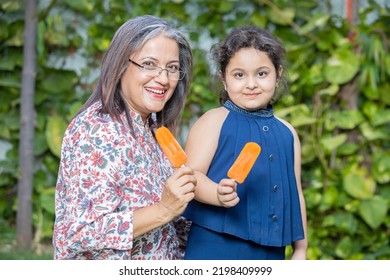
xmin=269 ymin=154 xmax=274 ymax=161
xmin=272 ymin=215 xmax=278 ymax=221
xmin=273 ymin=185 xmax=278 ymax=192
xmin=262 ymin=126 xmax=269 ymax=132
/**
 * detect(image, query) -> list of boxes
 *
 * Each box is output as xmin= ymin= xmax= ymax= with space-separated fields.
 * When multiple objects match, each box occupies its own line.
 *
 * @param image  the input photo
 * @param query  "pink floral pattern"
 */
xmin=53 ymin=101 xmax=190 ymax=260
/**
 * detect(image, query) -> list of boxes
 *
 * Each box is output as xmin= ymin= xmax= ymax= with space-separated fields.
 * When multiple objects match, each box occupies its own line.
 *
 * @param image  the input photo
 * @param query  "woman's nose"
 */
xmin=154 ymin=69 xmax=169 ymax=84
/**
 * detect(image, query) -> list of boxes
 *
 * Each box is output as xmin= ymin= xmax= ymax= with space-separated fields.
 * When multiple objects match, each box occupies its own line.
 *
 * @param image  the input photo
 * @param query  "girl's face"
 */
xmin=223 ymin=47 xmax=282 ymax=110
xmin=121 ymin=34 xmax=180 ymax=123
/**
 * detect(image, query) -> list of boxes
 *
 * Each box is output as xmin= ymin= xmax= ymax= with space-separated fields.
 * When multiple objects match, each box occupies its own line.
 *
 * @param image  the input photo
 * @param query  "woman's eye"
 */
xmin=258 ymin=71 xmax=267 ymax=77
xmin=167 ymin=65 xmax=179 ymax=71
xmin=234 ymin=73 xmax=245 ymax=78
xmin=143 ymin=61 xmax=155 ymax=66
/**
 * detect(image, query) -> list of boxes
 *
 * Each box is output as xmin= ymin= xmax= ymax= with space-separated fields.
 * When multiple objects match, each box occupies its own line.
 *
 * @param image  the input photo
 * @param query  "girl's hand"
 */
xmin=159 ymin=166 xmax=197 ymax=220
xmin=291 ymin=249 xmax=307 ymax=260
xmin=217 ymin=178 xmax=239 ymax=208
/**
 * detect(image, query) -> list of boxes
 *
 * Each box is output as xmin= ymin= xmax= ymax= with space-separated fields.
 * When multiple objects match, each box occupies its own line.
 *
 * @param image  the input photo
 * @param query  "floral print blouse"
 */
xmin=53 ymin=101 xmax=190 ymax=260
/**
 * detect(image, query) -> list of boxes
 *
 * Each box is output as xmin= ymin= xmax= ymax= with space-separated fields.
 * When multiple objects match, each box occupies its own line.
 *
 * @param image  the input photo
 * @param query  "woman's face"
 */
xmin=223 ymin=47 xmax=281 ymax=110
xmin=121 ymin=34 xmax=180 ymax=122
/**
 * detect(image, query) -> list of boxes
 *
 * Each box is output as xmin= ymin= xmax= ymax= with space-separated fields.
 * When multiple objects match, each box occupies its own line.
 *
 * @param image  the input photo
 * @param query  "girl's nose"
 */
xmin=246 ymin=77 xmax=258 ymax=89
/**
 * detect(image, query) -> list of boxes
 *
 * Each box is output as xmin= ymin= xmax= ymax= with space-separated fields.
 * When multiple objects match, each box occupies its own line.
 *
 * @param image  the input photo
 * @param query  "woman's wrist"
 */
xmin=156 ymin=202 xmax=175 ymax=225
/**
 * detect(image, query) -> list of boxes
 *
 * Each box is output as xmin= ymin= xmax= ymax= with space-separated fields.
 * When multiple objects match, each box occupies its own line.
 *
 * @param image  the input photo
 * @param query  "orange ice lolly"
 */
xmin=227 ymin=142 xmax=261 ymax=184
xmin=156 ymin=126 xmax=187 ymax=168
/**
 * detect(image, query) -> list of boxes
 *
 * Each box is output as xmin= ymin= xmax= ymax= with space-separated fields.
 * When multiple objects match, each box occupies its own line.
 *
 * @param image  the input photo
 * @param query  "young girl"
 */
xmin=183 ymin=26 xmax=307 ymax=260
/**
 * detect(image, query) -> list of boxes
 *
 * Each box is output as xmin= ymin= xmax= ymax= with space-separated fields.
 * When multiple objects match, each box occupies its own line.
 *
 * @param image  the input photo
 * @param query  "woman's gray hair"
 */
xmin=78 ymin=15 xmax=193 ymax=135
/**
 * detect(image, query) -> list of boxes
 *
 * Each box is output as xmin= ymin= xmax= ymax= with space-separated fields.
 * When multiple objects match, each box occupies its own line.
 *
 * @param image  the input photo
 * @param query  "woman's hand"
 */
xmin=158 ymin=166 xmax=197 ymax=220
xmin=217 ymin=178 xmax=239 ymax=208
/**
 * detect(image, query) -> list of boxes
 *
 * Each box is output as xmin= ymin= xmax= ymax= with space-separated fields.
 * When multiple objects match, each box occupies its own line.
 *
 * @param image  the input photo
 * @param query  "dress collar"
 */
xmin=224 ymin=99 xmax=274 ymax=117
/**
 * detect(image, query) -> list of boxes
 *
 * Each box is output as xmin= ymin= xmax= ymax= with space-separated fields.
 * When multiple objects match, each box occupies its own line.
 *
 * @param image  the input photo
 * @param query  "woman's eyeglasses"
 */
xmin=128 ymin=59 xmax=185 ymax=81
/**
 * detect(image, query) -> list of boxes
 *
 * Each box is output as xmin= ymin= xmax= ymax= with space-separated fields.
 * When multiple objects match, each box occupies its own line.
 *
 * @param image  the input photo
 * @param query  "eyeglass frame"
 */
xmin=128 ymin=58 xmax=185 ymax=81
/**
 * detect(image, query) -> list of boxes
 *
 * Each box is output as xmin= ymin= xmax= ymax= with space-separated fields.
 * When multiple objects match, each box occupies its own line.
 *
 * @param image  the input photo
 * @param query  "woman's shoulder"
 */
xmin=66 ymin=102 xmax=124 ymax=143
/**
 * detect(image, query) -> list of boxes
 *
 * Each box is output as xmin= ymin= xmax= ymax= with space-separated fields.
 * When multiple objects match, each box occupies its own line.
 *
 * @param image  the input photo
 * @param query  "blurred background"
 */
xmin=0 ymin=0 xmax=389 ymax=259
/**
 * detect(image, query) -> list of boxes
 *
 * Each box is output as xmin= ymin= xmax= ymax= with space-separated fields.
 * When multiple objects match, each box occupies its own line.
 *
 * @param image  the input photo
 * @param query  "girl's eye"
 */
xmin=234 ymin=72 xmax=245 ymax=78
xmin=258 ymin=71 xmax=268 ymax=77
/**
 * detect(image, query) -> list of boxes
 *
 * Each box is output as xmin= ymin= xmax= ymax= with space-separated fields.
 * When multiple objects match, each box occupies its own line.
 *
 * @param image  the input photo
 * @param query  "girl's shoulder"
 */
xmin=187 ymin=106 xmax=228 ymax=141
xmin=196 ymin=106 xmax=229 ymax=126
xmin=275 ymin=116 xmax=300 ymax=141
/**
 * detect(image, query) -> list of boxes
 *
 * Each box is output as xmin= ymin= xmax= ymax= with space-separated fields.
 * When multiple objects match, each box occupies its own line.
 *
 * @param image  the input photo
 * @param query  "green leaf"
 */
xmin=323 ymin=212 xmax=359 ymax=234
xmin=64 ymin=0 xmax=94 ymax=13
xmin=290 ymin=114 xmax=317 ymax=127
xmin=299 ymin=13 xmax=329 ymax=35
xmin=276 ymin=104 xmax=317 ymax=127
xmin=360 ymin=122 xmax=389 ymax=141
xmin=337 ymin=143 xmax=359 ymax=156
xmin=0 ymin=55 xmax=17 ymax=70
xmin=318 ymin=84 xmax=339 ymax=96
xmin=67 ymin=101 xmax=84 ymax=120
xmin=45 ymin=115 xmax=68 ymax=158
xmin=301 ymin=143 xmax=316 ymax=164
xmin=34 ymin=131 xmax=48 ymax=156
xmin=217 ymin=1 xmax=233 ymax=13
xmin=39 ymin=188 xmax=55 ymax=215
xmin=309 ymin=64 xmax=324 ymax=85
xmin=358 ymin=196 xmax=388 ymax=229
xmin=303 ymin=188 xmax=322 ymax=210
xmin=40 ymin=70 xmax=78 ymax=94
xmin=332 ymin=110 xmax=364 ymax=129
xmin=0 ymin=76 xmax=21 ymax=88
xmin=0 ymin=126 xmax=11 ymax=139
xmin=320 ymin=134 xmax=347 ymax=152
xmin=379 ymin=83 xmax=390 ymax=105
xmin=324 ymin=49 xmax=360 ymax=84
xmin=372 ymin=152 xmax=390 ymax=184
xmin=370 ymin=109 xmax=390 ymax=127
xmin=335 ymin=236 xmax=354 ymax=259
xmin=343 ymin=166 xmax=376 ymax=199
xmin=320 ymin=186 xmax=339 ymax=211
xmin=251 ymin=13 xmax=267 ymax=27
xmin=267 ymin=8 xmax=295 ymax=25
xmin=94 ymin=38 xmax=111 ymax=52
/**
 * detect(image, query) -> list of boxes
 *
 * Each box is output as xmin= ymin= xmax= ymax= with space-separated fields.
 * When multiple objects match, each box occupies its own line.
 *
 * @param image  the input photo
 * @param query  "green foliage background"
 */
xmin=0 ymin=0 xmax=389 ymax=259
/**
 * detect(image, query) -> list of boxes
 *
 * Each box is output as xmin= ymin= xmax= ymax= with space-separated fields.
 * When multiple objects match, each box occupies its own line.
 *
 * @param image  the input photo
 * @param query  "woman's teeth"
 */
xmin=147 ymin=88 xmax=165 ymax=95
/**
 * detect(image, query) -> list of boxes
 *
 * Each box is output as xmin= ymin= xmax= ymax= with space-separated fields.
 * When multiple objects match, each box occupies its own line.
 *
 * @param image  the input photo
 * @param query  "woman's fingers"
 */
xmin=160 ymin=166 xmax=197 ymax=217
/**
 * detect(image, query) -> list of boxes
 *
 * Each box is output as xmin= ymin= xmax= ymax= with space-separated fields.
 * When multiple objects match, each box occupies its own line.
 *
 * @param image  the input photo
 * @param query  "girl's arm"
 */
xmin=184 ymin=107 xmax=238 ymax=207
xmin=279 ymin=118 xmax=308 ymax=260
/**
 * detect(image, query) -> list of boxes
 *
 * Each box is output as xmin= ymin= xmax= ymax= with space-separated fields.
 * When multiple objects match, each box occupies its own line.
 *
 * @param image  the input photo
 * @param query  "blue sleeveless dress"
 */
xmin=183 ymin=100 xmax=304 ymax=260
